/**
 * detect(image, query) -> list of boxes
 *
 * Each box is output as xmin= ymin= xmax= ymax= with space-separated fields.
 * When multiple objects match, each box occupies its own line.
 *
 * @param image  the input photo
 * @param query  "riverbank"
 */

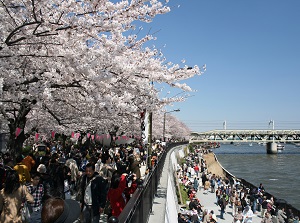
xmin=206 ymin=148 xmax=300 ymax=217
xmin=203 ymin=152 xmax=226 ymax=178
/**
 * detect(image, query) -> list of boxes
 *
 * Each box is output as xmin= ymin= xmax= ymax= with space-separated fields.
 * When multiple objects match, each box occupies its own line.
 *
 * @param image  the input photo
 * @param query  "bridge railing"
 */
xmin=189 ymin=129 xmax=300 ymax=143
xmin=117 ymin=141 xmax=187 ymax=223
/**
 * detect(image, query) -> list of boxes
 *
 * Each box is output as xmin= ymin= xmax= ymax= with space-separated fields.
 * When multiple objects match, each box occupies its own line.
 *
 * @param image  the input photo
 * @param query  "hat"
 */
xmin=37 ymin=164 xmax=46 ymax=174
xmin=54 ymin=199 xmax=80 ymax=223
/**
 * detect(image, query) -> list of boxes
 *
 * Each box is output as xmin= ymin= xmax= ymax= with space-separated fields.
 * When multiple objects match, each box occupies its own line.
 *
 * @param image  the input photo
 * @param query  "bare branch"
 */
xmin=43 ymin=103 xmax=62 ymax=126
xmin=31 ymin=0 xmax=37 ymax=21
xmin=50 ymin=80 xmax=82 ymax=89
xmin=5 ymin=21 xmax=41 ymax=46
xmin=0 ymin=0 xmax=18 ymax=27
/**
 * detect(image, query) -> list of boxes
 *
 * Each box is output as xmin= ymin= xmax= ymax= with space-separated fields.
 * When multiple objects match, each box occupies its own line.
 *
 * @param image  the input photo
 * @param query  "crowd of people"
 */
xmin=176 ymin=146 xmax=300 ymax=223
xmin=0 ymin=140 xmax=165 ymax=223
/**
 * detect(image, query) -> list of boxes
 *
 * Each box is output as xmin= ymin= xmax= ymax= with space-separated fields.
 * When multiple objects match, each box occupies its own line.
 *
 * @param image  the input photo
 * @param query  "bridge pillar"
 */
xmin=266 ymin=142 xmax=278 ymax=154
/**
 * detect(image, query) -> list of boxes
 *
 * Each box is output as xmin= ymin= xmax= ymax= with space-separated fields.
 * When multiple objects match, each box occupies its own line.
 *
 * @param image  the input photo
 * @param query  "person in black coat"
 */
xmin=46 ymin=155 xmax=71 ymax=199
xmin=79 ymin=163 xmax=108 ymax=223
xmin=178 ymin=213 xmax=189 ymax=223
xmin=189 ymin=198 xmax=203 ymax=214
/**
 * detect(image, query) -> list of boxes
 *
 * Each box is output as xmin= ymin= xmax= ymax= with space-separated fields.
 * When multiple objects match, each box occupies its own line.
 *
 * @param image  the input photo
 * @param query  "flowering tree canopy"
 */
xmin=0 ymin=0 xmax=203 ymax=156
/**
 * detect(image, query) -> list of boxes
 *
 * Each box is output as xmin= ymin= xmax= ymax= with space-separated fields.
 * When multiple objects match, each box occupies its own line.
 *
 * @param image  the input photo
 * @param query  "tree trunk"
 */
xmin=7 ymin=127 xmax=26 ymax=160
xmin=6 ymin=99 xmax=34 ymax=160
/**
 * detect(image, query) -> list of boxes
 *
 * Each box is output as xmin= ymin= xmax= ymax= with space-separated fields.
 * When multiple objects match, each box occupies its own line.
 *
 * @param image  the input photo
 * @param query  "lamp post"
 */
xmin=163 ymin=109 xmax=180 ymax=142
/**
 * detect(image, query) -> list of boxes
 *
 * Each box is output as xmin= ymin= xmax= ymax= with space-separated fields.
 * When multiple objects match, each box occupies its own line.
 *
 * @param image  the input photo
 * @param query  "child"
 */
xmin=27 ymin=172 xmax=44 ymax=223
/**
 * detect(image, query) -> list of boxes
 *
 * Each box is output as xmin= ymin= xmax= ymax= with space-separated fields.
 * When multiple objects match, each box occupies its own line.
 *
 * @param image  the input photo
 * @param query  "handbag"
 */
xmin=21 ymin=185 xmax=31 ymax=223
xmin=104 ymin=200 xmax=112 ymax=215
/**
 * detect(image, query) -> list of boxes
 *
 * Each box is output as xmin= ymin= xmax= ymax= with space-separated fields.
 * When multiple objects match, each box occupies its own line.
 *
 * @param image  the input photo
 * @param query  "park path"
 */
xmin=193 ymin=183 xmax=263 ymax=223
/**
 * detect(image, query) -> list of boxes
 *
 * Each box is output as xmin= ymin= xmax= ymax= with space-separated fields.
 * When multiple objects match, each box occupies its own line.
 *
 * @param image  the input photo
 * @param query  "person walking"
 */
xmin=107 ymin=172 xmax=128 ymax=218
xmin=14 ymin=154 xmax=31 ymax=184
xmin=193 ymin=177 xmax=199 ymax=192
xmin=22 ymin=152 xmax=36 ymax=173
xmin=0 ymin=170 xmax=34 ymax=223
xmin=79 ymin=163 xmax=108 ymax=223
xmin=194 ymin=164 xmax=199 ymax=177
xmin=203 ymin=179 xmax=210 ymax=194
xmin=27 ymin=172 xmax=44 ymax=223
xmin=218 ymin=192 xmax=227 ymax=219
xmin=127 ymin=155 xmax=142 ymax=179
xmin=260 ymin=196 xmax=268 ymax=218
xmin=210 ymin=174 xmax=216 ymax=193
xmin=65 ymin=157 xmax=80 ymax=195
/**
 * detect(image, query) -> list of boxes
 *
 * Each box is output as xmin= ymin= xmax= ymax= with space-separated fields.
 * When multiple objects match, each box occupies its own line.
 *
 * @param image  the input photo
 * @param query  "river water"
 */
xmin=213 ymin=142 xmax=300 ymax=210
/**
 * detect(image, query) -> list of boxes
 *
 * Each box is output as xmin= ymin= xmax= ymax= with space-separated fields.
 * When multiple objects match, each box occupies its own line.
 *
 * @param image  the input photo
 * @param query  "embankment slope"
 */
xmin=203 ymin=153 xmax=226 ymax=178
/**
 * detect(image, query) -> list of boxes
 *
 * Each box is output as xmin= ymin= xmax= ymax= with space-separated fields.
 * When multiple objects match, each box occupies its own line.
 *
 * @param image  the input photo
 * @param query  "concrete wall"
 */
xmin=165 ymin=146 xmax=186 ymax=222
xmin=165 ymin=176 xmax=178 ymax=223
xmin=148 ymin=145 xmax=187 ymax=223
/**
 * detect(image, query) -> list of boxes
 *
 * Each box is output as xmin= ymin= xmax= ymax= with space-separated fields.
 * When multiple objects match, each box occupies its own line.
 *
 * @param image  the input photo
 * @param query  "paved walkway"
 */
xmin=99 ymin=158 xmax=264 ymax=223
xmin=147 ymin=147 xmax=265 ymax=223
xmin=193 ymin=184 xmax=263 ymax=223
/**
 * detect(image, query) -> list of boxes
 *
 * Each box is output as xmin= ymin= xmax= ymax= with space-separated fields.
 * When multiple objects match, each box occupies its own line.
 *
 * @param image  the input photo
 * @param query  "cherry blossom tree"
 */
xmin=152 ymin=112 xmax=190 ymax=141
xmin=0 ymin=0 xmax=203 ymax=157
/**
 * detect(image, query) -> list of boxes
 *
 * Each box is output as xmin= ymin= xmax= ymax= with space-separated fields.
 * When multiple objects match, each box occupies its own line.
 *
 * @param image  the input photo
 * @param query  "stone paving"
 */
xmin=190 ymin=184 xmax=263 ymax=223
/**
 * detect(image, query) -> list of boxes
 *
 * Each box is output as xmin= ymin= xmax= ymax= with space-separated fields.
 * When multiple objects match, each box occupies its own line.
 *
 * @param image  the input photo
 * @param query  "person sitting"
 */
xmin=261 ymin=212 xmax=273 ymax=223
xmin=233 ymin=208 xmax=243 ymax=223
xmin=190 ymin=208 xmax=199 ymax=223
xmin=189 ymin=198 xmax=203 ymax=214
xmin=242 ymin=205 xmax=253 ymax=223
xmin=41 ymin=197 xmax=80 ymax=223
xmin=209 ymin=210 xmax=218 ymax=223
xmin=277 ymin=207 xmax=287 ymax=223
xmin=178 ymin=213 xmax=189 ymax=223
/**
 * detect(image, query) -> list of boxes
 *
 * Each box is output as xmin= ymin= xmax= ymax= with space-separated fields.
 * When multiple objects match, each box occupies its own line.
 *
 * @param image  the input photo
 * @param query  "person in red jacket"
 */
xmin=107 ymin=172 xmax=128 ymax=217
xmin=193 ymin=164 xmax=200 ymax=177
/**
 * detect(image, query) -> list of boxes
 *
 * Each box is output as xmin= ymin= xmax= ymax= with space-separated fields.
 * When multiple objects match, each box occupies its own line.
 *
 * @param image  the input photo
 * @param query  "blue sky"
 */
xmin=145 ymin=0 xmax=300 ymax=132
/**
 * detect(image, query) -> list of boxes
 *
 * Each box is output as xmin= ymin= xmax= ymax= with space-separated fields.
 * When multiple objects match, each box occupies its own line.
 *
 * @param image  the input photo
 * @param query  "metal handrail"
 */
xmin=117 ymin=142 xmax=187 ymax=223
